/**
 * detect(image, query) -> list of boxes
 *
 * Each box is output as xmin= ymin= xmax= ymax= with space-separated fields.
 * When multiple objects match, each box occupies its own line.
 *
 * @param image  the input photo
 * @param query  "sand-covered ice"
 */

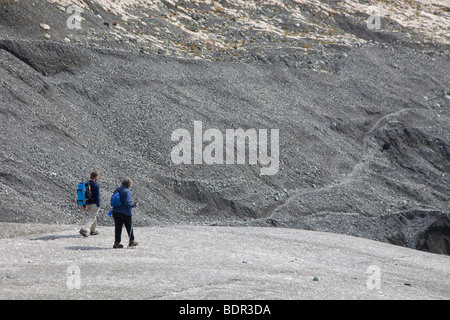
xmin=0 ymin=222 xmax=448 ymax=299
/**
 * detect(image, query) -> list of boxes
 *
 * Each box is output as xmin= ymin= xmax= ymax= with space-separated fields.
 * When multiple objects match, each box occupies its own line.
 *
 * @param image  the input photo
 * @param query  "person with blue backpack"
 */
xmin=79 ymin=171 xmax=101 ymax=237
xmin=110 ymin=178 xmax=139 ymax=248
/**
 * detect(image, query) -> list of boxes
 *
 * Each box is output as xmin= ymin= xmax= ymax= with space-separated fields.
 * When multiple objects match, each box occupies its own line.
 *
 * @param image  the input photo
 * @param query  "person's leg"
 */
xmin=112 ymin=212 xmax=124 ymax=244
xmin=88 ymin=205 xmax=99 ymax=235
xmin=123 ymin=214 xmax=135 ymax=241
xmin=80 ymin=205 xmax=95 ymax=237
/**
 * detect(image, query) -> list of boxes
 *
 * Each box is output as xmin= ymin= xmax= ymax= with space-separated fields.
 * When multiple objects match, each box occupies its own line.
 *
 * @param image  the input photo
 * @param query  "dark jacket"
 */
xmin=112 ymin=185 xmax=136 ymax=216
xmin=86 ymin=180 xmax=100 ymax=207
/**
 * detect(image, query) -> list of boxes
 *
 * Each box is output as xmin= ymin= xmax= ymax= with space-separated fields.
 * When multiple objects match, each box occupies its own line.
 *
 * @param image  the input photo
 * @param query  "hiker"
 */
xmin=79 ymin=171 xmax=101 ymax=237
xmin=111 ymin=178 xmax=139 ymax=248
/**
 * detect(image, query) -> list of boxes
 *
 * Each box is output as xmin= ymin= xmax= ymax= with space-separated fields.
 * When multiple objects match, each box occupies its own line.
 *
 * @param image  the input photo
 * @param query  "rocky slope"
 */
xmin=0 ymin=0 xmax=449 ymax=255
xmin=2 ymin=0 xmax=449 ymax=63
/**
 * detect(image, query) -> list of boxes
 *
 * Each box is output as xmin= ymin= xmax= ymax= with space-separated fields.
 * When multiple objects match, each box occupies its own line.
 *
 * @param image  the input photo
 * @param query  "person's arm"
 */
xmin=123 ymin=189 xmax=136 ymax=208
xmin=94 ymin=183 xmax=100 ymax=207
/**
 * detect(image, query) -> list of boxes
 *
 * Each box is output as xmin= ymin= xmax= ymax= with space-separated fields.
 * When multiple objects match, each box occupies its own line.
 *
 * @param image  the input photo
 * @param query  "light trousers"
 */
xmin=80 ymin=204 xmax=99 ymax=234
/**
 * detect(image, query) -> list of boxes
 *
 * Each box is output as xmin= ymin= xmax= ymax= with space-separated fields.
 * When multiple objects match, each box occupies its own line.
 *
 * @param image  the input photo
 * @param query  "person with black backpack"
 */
xmin=79 ymin=171 xmax=101 ymax=237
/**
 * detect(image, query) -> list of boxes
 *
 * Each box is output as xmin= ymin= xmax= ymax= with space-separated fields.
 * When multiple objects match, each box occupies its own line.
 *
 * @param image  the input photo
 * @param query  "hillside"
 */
xmin=0 ymin=0 xmax=449 ymax=256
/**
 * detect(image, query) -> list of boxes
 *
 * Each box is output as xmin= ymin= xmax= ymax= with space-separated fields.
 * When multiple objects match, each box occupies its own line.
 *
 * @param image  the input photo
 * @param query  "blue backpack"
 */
xmin=77 ymin=182 xmax=93 ymax=205
xmin=110 ymin=190 xmax=122 ymax=207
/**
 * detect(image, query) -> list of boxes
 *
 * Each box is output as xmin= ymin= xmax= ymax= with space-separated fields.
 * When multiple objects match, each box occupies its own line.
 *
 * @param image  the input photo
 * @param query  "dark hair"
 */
xmin=90 ymin=171 xmax=99 ymax=180
xmin=122 ymin=178 xmax=133 ymax=188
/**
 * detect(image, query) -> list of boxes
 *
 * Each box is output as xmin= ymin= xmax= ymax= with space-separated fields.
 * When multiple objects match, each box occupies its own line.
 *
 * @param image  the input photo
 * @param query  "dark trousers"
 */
xmin=112 ymin=212 xmax=135 ymax=243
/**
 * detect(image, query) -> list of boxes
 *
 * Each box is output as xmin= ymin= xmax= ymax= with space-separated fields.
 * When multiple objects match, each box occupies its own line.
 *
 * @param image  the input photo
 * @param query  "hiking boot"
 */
xmin=79 ymin=229 xmax=89 ymax=237
xmin=113 ymin=242 xmax=124 ymax=249
xmin=128 ymin=240 xmax=139 ymax=248
xmin=90 ymin=230 xmax=100 ymax=236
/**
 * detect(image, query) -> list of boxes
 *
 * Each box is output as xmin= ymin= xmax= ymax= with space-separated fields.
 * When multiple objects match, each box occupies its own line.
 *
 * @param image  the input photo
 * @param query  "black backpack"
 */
xmin=85 ymin=181 xmax=95 ymax=204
